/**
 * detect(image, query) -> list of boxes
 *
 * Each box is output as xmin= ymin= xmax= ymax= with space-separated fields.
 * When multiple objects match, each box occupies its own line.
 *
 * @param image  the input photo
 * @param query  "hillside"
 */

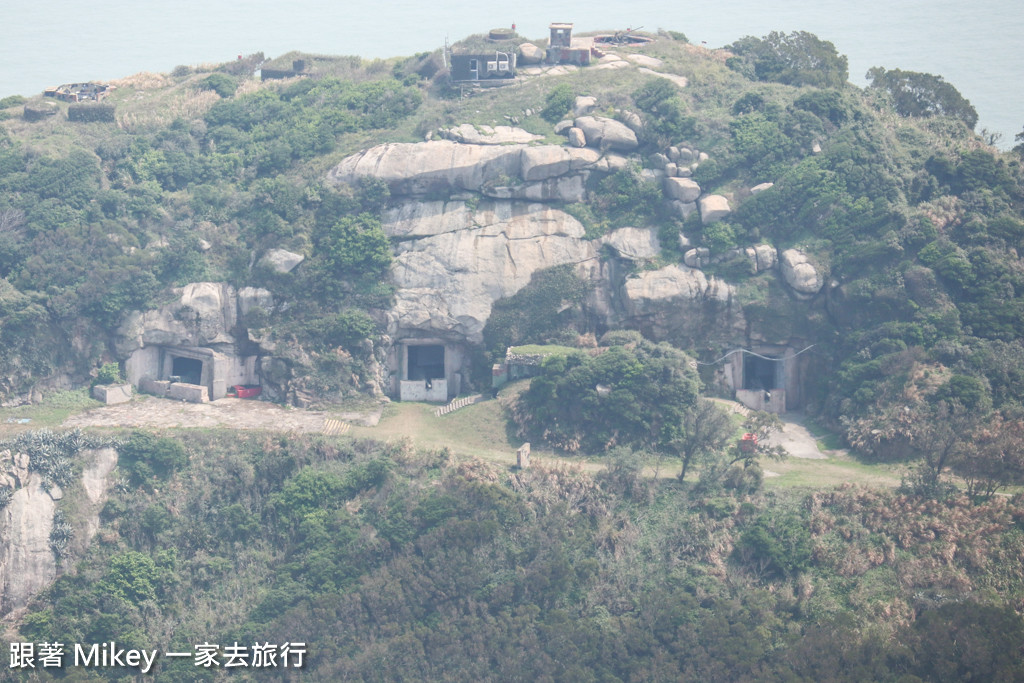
xmin=1 ymin=26 xmax=1024 ymax=680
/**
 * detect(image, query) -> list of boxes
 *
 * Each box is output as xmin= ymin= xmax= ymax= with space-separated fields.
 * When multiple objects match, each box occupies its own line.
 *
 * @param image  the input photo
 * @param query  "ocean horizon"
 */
xmin=3 ymin=0 xmax=1021 ymax=147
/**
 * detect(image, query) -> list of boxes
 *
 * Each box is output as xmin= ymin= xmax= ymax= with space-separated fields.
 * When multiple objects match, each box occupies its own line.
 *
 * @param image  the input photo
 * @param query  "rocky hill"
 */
xmin=1 ymin=27 xmax=1024 ymax=681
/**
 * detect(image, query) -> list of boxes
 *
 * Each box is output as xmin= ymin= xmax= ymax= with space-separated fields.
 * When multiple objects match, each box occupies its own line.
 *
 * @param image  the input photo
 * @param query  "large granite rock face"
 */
xmin=386 ymin=200 xmax=601 ymax=343
xmin=600 ymin=227 xmax=660 ymax=261
xmin=440 ymin=124 xmax=543 ymax=145
xmin=329 ymin=141 xmax=611 ymax=200
xmin=117 ymin=282 xmax=238 ymax=353
xmin=573 ymin=116 xmax=639 ymax=151
xmin=329 ymin=141 xmax=523 ymax=196
xmin=620 ymin=264 xmax=740 ymax=342
xmin=780 ymin=249 xmax=824 ymax=297
xmin=0 ymin=447 xmax=119 ymax=616
xmin=329 ymin=135 xmax=748 ymax=352
xmin=0 ymin=471 xmax=54 ymax=614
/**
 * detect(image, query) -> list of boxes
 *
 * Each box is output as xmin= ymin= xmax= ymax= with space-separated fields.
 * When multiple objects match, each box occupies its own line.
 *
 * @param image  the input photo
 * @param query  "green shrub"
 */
xmin=93 ymin=362 xmax=123 ymax=386
xmin=0 ymin=95 xmax=27 ymax=109
xmin=119 ymin=432 xmax=188 ymax=483
xmin=733 ymin=511 xmax=813 ymax=578
xmin=200 ymin=73 xmax=238 ymax=98
xmin=703 ymin=221 xmax=738 ymax=254
xmin=541 ymin=83 xmax=575 ymax=123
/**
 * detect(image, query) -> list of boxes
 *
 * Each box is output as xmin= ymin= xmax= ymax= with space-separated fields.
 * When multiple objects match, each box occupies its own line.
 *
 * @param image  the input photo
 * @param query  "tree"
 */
xmin=728 ymin=31 xmax=849 ymax=88
xmin=698 ymin=411 xmax=786 ymax=489
xmin=631 ymin=77 xmax=695 ymax=143
xmin=867 ymin=67 xmax=978 ymax=130
xmin=952 ymin=412 xmax=1024 ymax=499
xmin=672 ymin=399 xmax=733 ymax=481
xmin=513 ymin=339 xmax=700 ymax=454
xmin=733 ymin=510 xmax=813 ymax=579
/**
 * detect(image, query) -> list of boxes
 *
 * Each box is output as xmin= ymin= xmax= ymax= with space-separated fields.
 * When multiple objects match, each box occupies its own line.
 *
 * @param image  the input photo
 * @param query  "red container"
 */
xmin=739 ymin=433 xmax=758 ymax=453
xmin=228 ymin=385 xmax=262 ymax=399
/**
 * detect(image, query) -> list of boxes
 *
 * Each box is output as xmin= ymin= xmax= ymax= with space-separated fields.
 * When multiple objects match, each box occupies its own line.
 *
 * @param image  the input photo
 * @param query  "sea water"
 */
xmin=2 ymin=0 xmax=1021 ymax=147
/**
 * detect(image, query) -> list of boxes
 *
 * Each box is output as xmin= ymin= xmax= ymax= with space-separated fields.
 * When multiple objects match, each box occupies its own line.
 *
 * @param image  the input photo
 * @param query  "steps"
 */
xmin=321 ymin=418 xmax=351 ymax=436
xmin=434 ymin=394 xmax=484 ymax=417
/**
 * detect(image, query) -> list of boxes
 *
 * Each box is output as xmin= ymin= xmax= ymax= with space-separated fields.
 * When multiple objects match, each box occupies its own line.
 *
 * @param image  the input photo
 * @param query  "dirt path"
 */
xmin=763 ymin=413 xmax=830 ymax=460
xmin=62 ymin=395 xmax=382 ymax=433
xmin=60 ymin=394 xmax=900 ymax=488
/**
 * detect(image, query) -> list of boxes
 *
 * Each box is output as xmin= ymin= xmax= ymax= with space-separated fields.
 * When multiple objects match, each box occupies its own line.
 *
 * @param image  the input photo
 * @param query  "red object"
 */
xmin=739 ymin=433 xmax=758 ymax=453
xmin=229 ymin=385 xmax=262 ymax=399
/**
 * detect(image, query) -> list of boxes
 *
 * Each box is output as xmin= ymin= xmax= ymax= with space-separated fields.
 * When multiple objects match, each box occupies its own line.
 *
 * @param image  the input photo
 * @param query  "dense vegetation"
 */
xmin=4 ymin=432 xmax=1023 ymax=681
xmin=2 ymin=27 xmax=1024 ymax=680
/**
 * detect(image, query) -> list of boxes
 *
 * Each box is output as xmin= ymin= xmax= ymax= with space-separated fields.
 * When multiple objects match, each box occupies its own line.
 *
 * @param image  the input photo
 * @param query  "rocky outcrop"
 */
xmin=117 ymin=282 xmax=238 ymax=353
xmin=748 ymin=245 xmax=777 ymax=272
xmin=520 ymin=147 xmax=601 ymax=181
xmin=664 ymin=177 xmax=701 ymax=202
xmin=780 ymin=249 xmax=824 ymax=297
xmin=260 ymin=248 xmax=304 ymax=274
xmin=699 ymin=195 xmax=731 ymax=224
xmin=386 ymin=200 xmax=601 ymax=343
xmin=601 ymin=227 xmax=660 ymax=261
xmin=77 ymin=448 xmax=117 ymax=553
xmin=573 ymin=96 xmax=597 ymax=117
xmin=329 ymin=141 xmax=524 ymax=195
xmin=620 ymin=264 xmax=740 ymax=342
xmin=573 ymin=116 xmax=639 ymax=151
xmin=0 ymin=446 xmax=118 ymax=616
xmin=238 ymin=287 xmax=274 ymax=317
xmin=439 ymin=124 xmax=543 ymax=145
xmin=0 ymin=471 xmax=55 ymax=614
xmin=684 ymin=248 xmax=711 ymax=268
xmin=329 ymin=140 xmax=617 ymax=201
xmin=519 ymin=43 xmax=544 ymax=64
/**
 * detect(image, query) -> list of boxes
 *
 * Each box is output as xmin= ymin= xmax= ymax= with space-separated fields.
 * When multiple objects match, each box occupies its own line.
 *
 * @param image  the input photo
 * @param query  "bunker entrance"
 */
xmin=172 ymin=356 xmax=204 ymax=386
xmin=743 ymin=354 xmax=781 ymax=391
xmin=407 ymin=345 xmax=445 ymax=381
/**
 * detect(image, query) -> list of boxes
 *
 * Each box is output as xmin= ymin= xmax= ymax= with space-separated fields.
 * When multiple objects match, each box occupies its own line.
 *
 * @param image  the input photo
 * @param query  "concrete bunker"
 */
xmin=392 ymin=339 xmax=466 ymax=402
xmin=126 ymin=345 xmax=260 ymax=402
xmin=727 ymin=346 xmax=807 ymax=414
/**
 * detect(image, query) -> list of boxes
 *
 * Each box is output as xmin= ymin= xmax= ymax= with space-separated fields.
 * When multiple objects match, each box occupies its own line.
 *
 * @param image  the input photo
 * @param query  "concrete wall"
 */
xmin=128 ymin=345 xmax=259 ymax=401
xmin=391 ymin=339 xmax=466 ymax=401
xmin=167 ymin=382 xmax=209 ymax=403
xmin=735 ymin=389 xmax=787 ymax=414
xmin=225 ymin=355 xmax=260 ymax=388
xmin=726 ymin=346 xmax=806 ymax=413
xmin=139 ymin=378 xmax=209 ymax=403
xmin=91 ymin=384 xmax=132 ymax=405
xmin=400 ymin=379 xmax=448 ymax=402
xmin=126 ymin=346 xmax=160 ymax=387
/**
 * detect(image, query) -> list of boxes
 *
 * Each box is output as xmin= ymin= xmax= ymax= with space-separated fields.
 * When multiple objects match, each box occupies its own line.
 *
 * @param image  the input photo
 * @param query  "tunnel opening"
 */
xmin=407 ymin=344 xmax=445 ymax=381
xmin=171 ymin=356 xmax=204 ymax=386
xmin=743 ymin=354 xmax=781 ymax=391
